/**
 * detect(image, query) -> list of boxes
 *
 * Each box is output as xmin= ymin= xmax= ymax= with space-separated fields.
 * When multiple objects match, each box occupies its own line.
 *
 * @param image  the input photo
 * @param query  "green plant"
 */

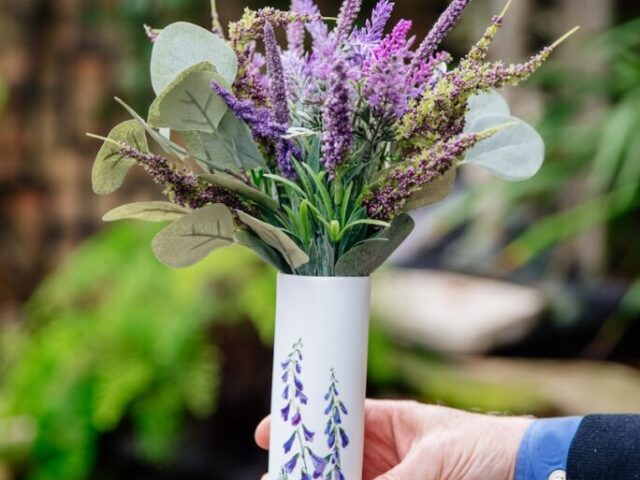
xmin=89 ymin=0 xmax=576 ymax=276
xmin=0 ymin=224 xmax=276 ymax=480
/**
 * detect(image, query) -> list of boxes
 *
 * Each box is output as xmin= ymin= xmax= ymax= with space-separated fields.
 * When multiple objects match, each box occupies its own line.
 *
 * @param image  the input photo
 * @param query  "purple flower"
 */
xmin=284 ymin=454 xmax=300 ymax=473
xmin=364 ymin=130 xmax=498 ymax=219
xmin=353 ymin=0 xmax=394 ymax=44
xmin=303 ymin=424 xmax=315 ymax=441
xmin=284 ymin=432 xmax=297 ymax=454
xmin=339 ymin=401 xmax=348 ymax=415
xmin=328 ymin=430 xmax=336 ymax=448
xmin=335 ymin=0 xmax=363 ymax=42
xmin=264 ymin=22 xmax=290 ymax=127
xmin=281 ymin=403 xmax=291 ymax=421
xmin=339 ymin=428 xmax=349 ymax=448
xmin=283 ymin=385 xmax=290 ymax=399
xmin=117 ymin=145 xmax=244 ymax=211
xmin=294 ymin=376 xmax=304 ymax=391
xmin=411 ymin=0 xmax=472 ymax=69
xmin=265 ymin=21 xmax=298 ymax=179
xmin=310 ymin=452 xmax=328 ymax=478
xmin=333 ymin=408 xmax=341 ymax=425
xmin=301 ymin=473 xmax=311 ymax=480
xmin=211 ymin=81 xmax=286 ymax=143
xmin=297 ymin=389 xmax=309 ymax=405
xmin=292 ymin=411 xmax=302 ymax=426
xmin=321 ymin=60 xmax=353 ymax=175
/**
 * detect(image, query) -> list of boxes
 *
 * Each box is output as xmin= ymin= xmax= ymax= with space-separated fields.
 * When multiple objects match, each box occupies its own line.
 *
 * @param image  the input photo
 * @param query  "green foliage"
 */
xmin=152 ymin=203 xmax=236 ymax=267
xmin=461 ymin=91 xmax=545 ymax=181
xmin=91 ymin=120 xmax=148 ymax=194
xmin=0 ymin=224 xmax=276 ymax=480
xmin=150 ymin=22 xmax=238 ymax=94
xmin=148 ymin=62 xmax=229 ymax=132
xmin=334 ymin=214 xmax=415 ymax=276
xmin=102 ymin=201 xmax=191 ymax=222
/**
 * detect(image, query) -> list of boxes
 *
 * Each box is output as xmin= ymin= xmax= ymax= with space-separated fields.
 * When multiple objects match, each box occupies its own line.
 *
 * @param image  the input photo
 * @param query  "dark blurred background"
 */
xmin=0 ymin=1 xmax=639 ymax=479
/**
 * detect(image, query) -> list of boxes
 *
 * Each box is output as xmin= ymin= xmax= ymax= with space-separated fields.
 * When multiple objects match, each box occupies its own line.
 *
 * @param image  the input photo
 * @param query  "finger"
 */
xmin=255 ymin=416 xmax=271 ymax=450
xmin=261 ymin=475 xmax=268 ymax=480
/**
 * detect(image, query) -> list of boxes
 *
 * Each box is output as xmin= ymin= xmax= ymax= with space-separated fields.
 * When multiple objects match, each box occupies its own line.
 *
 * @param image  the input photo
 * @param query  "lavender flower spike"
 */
xmin=411 ymin=0 xmax=472 ymax=69
xmin=335 ymin=0 xmax=363 ymax=42
xmin=264 ymin=22 xmax=298 ymax=178
xmin=321 ymin=60 xmax=353 ymax=175
xmin=287 ymin=0 xmax=306 ymax=56
xmin=265 ymin=22 xmax=291 ymax=126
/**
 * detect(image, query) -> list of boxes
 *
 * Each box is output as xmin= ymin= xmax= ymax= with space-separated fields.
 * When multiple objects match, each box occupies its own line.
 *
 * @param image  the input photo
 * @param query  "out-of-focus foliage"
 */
xmin=435 ymin=18 xmax=640 ymax=282
xmin=0 ymin=224 xmax=276 ymax=480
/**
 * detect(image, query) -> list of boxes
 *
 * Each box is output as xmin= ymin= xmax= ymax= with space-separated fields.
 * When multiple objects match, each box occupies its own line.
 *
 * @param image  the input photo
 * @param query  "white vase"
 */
xmin=269 ymin=273 xmax=371 ymax=480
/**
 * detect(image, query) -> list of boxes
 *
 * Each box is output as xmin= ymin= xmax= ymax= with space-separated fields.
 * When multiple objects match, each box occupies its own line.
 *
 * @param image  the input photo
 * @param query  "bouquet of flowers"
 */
xmin=90 ymin=0 xmax=577 ymax=277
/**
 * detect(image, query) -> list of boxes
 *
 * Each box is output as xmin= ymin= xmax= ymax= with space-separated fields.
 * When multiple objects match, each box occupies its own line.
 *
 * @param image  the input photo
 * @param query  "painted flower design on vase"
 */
xmin=279 ymin=339 xmax=328 ymax=479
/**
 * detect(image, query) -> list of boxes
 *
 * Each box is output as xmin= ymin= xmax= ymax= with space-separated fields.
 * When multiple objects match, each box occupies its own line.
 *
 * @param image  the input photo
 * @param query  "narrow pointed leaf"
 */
xmin=334 ymin=214 xmax=415 ymax=276
xmin=150 ymin=22 xmax=238 ymax=95
xmin=115 ymin=97 xmax=189 ymax=161
xmin=236 ymin=211 xmax=309 ymax=269
xmin=234 ymin=229 xmax=292 ymax=273
xmin=402 ymin=167 xmax=457 ymax=211
xmin=148 ymin=62 xmax=228 ymax=132
xmin=151 ymin=203 xmax=235 ymax=267
xmin=102 ymin=201 xmax=191 ymax=222
xmin=91 ymin=120 xmax=148 ymax=194
xmin=200 ymin=174 xmax=279 ymax=211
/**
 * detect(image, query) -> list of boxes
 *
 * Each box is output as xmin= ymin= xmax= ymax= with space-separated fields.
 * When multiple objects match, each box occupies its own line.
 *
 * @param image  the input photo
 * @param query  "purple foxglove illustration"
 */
xmin=323 ymin=368 xmax=350 ymax=480
xmin=279 ymin=339 xmax=326 ymax=480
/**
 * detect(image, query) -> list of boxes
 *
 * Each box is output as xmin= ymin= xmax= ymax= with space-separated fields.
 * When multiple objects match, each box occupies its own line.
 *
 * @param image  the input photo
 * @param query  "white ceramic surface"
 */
xmin=269 ymin=273 xmax=371 ymax=480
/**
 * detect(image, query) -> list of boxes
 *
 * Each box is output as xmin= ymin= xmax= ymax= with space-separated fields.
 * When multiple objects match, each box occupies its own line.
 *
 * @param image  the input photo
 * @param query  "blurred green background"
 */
xmin=0 ymin=0 xmax=639 ymax=479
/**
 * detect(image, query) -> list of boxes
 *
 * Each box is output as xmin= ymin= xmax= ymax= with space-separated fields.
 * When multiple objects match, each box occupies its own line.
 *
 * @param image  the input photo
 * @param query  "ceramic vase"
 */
xmin=268 ymin=273 xmax=371 ymax=480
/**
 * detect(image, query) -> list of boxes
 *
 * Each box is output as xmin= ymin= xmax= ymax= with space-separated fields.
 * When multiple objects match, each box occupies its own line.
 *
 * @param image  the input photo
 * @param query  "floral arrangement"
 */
xmin=90 ymin=0 xmax=577 ymax=276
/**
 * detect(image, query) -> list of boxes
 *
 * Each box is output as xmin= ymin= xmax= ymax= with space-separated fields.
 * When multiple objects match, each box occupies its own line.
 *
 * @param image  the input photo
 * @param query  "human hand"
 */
xmin=255 ymin=399 xmax=532 ymax=480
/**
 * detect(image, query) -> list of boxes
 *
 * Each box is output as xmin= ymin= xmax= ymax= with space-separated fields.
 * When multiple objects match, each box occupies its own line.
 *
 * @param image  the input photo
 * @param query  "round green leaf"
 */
xmin=103 ymin=202 xmax=191 ymax=223
xmin=91 ymin=120 xmax=148 ymax=194
xmin=150 ymin=22 xmax=238 ymax=95
xmin=183 ymin=111 xmax=266 ymax=172
xmin=151 ymin=204 xmax=235 ymax=268
xmin=148 ymin=62 xmax=228 ymax=132
xmin=466 ymin=90 xmax=510 ymax=125
xmin=463 ymin=114 xmax=545 ymax=181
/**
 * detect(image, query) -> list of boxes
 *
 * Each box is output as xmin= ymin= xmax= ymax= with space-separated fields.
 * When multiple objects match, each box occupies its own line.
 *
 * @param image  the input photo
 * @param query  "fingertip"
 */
xmin=255 ymin=416 xmax=271 ymax=450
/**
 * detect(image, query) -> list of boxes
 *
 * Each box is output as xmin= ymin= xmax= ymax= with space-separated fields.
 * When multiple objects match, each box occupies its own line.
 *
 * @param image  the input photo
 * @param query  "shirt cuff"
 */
xmin=515 ymin=417 xmax=584 ymax=480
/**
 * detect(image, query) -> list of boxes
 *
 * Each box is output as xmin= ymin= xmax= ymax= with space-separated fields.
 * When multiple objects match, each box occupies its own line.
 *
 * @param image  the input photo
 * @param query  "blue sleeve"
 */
xmin=515 ymin=417 xmax=583 ymax=480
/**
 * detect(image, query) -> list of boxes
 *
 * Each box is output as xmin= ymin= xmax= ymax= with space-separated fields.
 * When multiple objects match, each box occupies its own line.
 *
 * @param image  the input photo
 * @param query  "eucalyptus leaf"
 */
xmin=403 ymin=167 xmax=457 ymax=211
xmin=148 ymin=62 xmax=228 ymax=132
xmin=103 ymin=201 xmax=191 ymax=222
xmin=234 ymin=230 xmax=292 ymax=273
xmin=463 ymin=114 xmax=545 ymax=181
xmin=150 ymin=22 xmax=238 ymax=95
xmin=151 ymin=204 xmax=235 ymax=267
xmin=200 ymin=174 xmax=279 ymax=211
xmin=236 ymin=210 xmax=309 ymax=269
xmin=115 ymin=97 xmax=189 ymax=161
xmin=183 ymin=111 xmax=266 ymax=172
xmin=334 ymin=214 xmax=415 ymax=276
xmin=466 ymin=90 xmax=510 ymax=125
xmin=91 ymin=120 xmax=148 ymax=194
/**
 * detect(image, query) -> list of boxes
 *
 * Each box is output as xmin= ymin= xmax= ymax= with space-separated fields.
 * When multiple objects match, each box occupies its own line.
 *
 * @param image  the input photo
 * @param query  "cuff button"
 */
xmin=549 ymin=470 xmax=566 ymax=480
